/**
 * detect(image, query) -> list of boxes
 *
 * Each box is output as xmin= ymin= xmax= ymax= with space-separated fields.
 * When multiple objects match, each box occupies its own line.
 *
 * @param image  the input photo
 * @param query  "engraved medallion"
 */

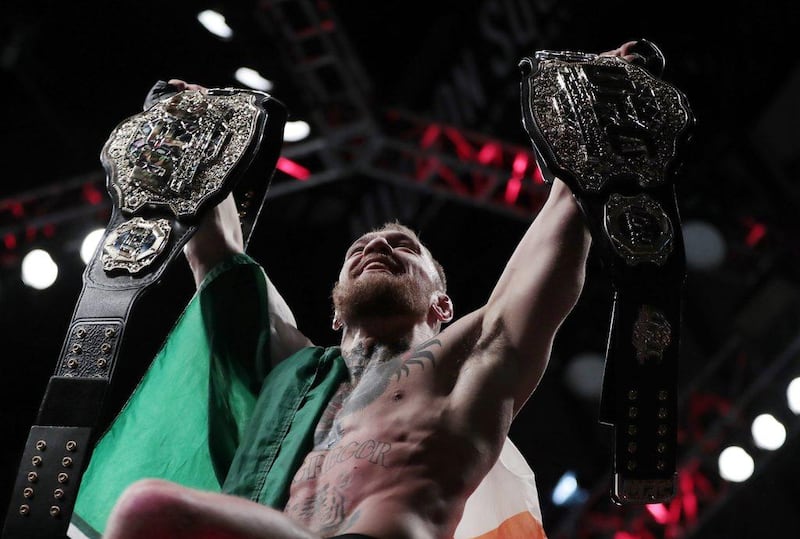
xmin=520 ymin=53 xmax=693 ymax=193
xmin=102 ymin=217 xmax=171 ymax=274
xmin=632 ymin=305 xmax=672 ymax=365
xmin=102 ymin=90 xmax=262 ymax=219
xmin=604 ymin=193 xmax=674 ymax=266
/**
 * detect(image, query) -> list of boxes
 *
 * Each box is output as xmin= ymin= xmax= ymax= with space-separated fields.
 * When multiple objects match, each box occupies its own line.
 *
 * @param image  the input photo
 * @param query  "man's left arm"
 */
xmin=479 ymin=177 xmax=590 ymax=412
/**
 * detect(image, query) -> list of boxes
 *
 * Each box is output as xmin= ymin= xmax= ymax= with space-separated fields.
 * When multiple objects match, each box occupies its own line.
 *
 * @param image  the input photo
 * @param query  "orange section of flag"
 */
xmin=469 ymin=511 xmax=547 ymax=539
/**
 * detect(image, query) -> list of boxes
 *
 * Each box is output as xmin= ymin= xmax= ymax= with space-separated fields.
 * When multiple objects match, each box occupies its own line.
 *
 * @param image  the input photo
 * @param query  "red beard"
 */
xmin=332 ymin=271 xmax=432 ymax=326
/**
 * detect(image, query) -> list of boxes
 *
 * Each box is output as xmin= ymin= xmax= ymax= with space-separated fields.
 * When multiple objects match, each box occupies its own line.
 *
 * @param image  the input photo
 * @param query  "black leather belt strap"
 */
xmin=519 ymin=40 xmax=694 ymax=504
xmin=3 ymin=83 xmax=286 ymax=538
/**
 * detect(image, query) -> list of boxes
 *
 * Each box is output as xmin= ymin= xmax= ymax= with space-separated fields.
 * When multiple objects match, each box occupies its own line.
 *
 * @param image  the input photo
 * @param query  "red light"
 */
xmin=512 ymin=152 xmax=528 ymax=175
xmin=276 ymin=157 xmax=311 ymax=181
xmin=504 ymin=177 xmax=522 ymax=205
xmin=25 ymin=227 xmax=36 ymax=242
xmin=10 ymin=202 xmax=24 ymax=217
xmin=3 ymin=234 xmax=16 ymax=250
xmin=83 ymin=183 xmax=104 ymax=205
xmin=745 ymin=221 xmax=767 ymax=247
xmin=503 ymin=152 xmax=529 ymax=205
xmin=646 ymin=503 xmax=669 ymax=525
xmin=43 ymin=224 xmax=56 ymax=238
xmin=420 ymin=124 xmax=441 ymax=149
xmin=477 ymin=143 xmax=500 ymax=165
xmin=443 ymin=127 xmax=474 ymax=160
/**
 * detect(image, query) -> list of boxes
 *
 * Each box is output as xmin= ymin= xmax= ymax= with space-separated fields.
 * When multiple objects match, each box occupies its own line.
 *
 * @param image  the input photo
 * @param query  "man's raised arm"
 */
xmin=481 ymin=178 xmax=590 ymax=412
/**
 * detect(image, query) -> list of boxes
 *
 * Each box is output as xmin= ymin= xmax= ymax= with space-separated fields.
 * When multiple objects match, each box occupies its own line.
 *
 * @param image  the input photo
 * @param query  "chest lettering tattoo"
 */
xmin=293 ymin=438 xmax=393 ymax=483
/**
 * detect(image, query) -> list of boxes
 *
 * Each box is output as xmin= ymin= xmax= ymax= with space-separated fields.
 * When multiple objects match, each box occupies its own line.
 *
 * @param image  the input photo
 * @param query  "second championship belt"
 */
xmin=2 ymin=83 xmax=286 ymax=538
xmin=519 ymin=41 xmax=694 ymax=504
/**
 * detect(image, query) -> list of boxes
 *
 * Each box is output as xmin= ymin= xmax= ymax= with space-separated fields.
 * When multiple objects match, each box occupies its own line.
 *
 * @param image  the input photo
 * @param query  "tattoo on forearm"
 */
xmin=395 ymin=338 xmax=441 ymax=380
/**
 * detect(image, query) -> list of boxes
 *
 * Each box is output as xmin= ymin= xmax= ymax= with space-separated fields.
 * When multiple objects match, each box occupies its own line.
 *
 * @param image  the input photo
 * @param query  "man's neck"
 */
xmin=339 ymin=319 xmax=436 ymax=384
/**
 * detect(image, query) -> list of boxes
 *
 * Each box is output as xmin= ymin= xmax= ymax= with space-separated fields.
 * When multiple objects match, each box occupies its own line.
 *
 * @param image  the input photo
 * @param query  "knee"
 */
xmin=107 ymin=479 xmax=195 ymax=538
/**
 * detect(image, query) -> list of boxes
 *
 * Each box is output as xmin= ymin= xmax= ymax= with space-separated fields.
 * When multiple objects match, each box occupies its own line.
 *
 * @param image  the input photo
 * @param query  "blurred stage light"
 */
xmin=683 ymin=220 xmax=726 ymax=271
xmin=751 ymin=413 xmax=786 ymax=450
xmin=197 ymin=10 xmax=233 ymax=39
xmin=21 ymin=249 xmax=58 ymax=290
xmin=284 ymin=120 xmax=311 ymax=142
xmin=234 ymin=67 xmax=273 ymax=91
xmin=80 ymin=229 xmax=106 ymax=264
xmin=718 ymin=446 xmax=754 ymax=482
xmin=551 ymin=470 xmax=586 ymax=506
xmin=787 ymin=377 xmax=800 ymax=414
xmin=563 ymin=352 xmax=605 ymax=400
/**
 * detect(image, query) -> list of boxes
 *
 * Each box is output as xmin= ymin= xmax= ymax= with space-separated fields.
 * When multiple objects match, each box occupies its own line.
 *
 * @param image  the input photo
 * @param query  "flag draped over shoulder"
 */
xmin=69 ymin=254 xmax=546 ymax=539
xmin=71 ymin=254 xmax=272 ymax=538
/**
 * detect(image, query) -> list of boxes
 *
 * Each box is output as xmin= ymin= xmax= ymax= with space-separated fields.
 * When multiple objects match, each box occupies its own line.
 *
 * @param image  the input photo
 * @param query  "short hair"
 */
xmin=371 ymin=222 xmax=447 ymax=292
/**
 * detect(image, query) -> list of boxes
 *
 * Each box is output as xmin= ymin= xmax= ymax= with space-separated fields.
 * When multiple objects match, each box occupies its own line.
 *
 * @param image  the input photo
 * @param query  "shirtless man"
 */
xmin=101 ymin=41 xmax=642 ymax=539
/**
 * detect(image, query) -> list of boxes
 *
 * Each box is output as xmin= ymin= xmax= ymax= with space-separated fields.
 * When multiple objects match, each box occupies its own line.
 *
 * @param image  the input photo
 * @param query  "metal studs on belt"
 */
xmin=35 ymin=440 xmax=47 ymax=451
xmin=75 ymin=327 xmax=87 ymax=338
xmin=22 ymin=487 xmax=34 ymax=499
xmin=19 ymin=505 xmax=30 ymax=516
xmin=54 ymin=488 xmax=65 ymax=500
xmin=57 ymin=473 xmax=68 ymax=484
xmin=49 ymin=506 xmax=61 ymax=518
xmin=62 ymin=456 xmax=73 ymax=468
xmin=66 ymin=440 xmax=77 ymax=452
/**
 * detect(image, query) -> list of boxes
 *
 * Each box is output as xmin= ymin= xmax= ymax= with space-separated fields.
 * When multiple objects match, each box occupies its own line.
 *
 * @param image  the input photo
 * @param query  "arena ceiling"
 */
xmin=2 ymin=1 xmax=800 ymax=537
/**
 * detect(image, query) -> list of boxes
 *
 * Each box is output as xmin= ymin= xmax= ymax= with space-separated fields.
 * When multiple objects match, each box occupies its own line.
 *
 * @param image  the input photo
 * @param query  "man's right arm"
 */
xmin=184 ymin=193 xmax=312 ymax=366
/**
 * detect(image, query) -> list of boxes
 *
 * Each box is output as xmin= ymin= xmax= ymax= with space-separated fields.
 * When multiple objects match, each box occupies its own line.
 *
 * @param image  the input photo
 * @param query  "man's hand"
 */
xmin=167 ymin=79 xmax=208 ymax=93
xmin=599 ymin=40 xmax=642 ymax=63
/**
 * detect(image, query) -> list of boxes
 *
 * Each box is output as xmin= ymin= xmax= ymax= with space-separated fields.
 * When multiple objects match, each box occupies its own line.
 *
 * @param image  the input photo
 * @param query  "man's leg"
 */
xmin=104 ymin=479 xmax=319 ymax=539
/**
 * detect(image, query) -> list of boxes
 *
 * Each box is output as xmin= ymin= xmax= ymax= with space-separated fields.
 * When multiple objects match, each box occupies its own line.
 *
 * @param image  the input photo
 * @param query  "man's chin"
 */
xmin=332 ymin=272 xmax=430 ymax=323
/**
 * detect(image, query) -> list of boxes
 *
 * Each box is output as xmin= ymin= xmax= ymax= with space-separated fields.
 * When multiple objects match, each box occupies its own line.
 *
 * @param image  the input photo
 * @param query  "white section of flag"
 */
xmin=454 ymin=437 xmax=546 ymax=538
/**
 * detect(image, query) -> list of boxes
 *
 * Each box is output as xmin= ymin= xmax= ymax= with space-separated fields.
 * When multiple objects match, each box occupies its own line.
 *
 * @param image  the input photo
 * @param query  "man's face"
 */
xmin=332 ymin=228 xmax=442 ymax=326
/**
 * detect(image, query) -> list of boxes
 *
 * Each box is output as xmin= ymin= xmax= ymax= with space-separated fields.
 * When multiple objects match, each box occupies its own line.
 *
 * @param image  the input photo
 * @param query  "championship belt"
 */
xmin=519 ymin=40 xmax=694 ymax=504
xmin=2 ymin=83 xmax=286 ymax=538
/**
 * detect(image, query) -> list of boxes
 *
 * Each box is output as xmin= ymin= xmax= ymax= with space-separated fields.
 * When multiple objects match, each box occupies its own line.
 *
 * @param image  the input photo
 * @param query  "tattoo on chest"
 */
xmin=395 ymin=338 xmax=441 ymax=380
xmin=293 ymin=438 xmax=392 ymax=484
xmin=314 ymin=383 xmax=350 ymax=448
xmin=346 ymin=338 xmax=442 ymax=416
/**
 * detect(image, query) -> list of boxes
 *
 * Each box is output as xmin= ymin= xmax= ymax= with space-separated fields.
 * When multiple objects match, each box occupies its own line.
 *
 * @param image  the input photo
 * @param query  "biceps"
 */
xmin=450 ymin=318 xmax=553 ymax=421
xmin=265 ymin=276 xmax=312 ymax=366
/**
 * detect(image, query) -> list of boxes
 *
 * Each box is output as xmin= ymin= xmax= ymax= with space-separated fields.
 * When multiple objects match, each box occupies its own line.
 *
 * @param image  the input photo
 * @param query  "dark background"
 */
xmin=2 ymin=1 xmax=800 ymax=537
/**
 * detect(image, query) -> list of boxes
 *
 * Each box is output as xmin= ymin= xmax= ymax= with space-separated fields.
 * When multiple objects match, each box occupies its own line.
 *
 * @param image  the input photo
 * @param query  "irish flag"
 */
xmin=455 ymin=438 xmax=547 ymax=539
